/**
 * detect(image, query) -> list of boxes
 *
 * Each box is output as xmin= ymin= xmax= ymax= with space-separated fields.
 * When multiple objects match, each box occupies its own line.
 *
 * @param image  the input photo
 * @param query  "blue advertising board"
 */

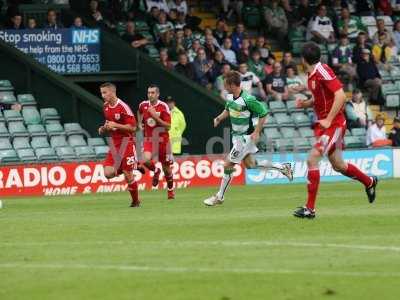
xmin=0 ymin=29 xmax=101 ymax=74
xmin=246 ymin=149 xmax=394 ymax=185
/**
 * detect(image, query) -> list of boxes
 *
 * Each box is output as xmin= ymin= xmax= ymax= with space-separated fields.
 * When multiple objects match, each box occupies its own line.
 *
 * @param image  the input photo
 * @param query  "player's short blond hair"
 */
xmin=100 ymin=82 xmax=116 ymax=92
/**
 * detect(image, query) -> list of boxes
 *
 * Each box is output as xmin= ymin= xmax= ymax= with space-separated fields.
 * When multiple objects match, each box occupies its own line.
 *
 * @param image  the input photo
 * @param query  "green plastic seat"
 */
xmin=31 ymin=136 xmax=50 ymax=149
xmin=286 ymin=100 xmax=304 ymax=113
xmin=274 ymin=139 xmax=294 ymax=152
xmin=274 ymin=113 xmax=293 ymax=127
xmin=0 ymin=111 xmax=4 ymax=123
xmin=264 ymin=115 xmax=277 ymax=128
xmin=0 ymin=122 xmax=9 ymax=138
xmin=50 ymin=136 xmax=68 ymax=148
xmin=68 ymin=134 xmax=87 ymax=147
xmin=13 ymin=137 xmax=31 ymax=150
xmin=46 ymin=123 xmax=65 ymax=137
xmin=17 ymin=94 xmax=37 ymax=106
xmin=385 ymin=94 xmax=400 ymax=107
xmin=351 ymin=128 xmax=367 ymax=136
xmin=0 ymin=137 xmax=12 ymax=150
xmin=0 ymin=149 xmax=19 ymax=163
xmin=292 ymin=112 xmax=311 ymax=127
xmin=263 ymin=127 xmax=282 ymax=140
xmin=4 ymin=110 xmax=23 ymax=122
xmin=344 ymin=136 xmax=365 ymax=148
xmin=293 ymin=138 xmax=311 ymax=151
xmin=0 ymin=80 xmax=13 ymax=91
xmin=64 ymin=123 xmax=83 ymax=136
xmin=242 ymin=5 xmax=261 ymax=28
xmin=8 ymin=122 xmax=29 ymax=137
xmin=40 ymin=108 xmax=60 ymax=123
xmin=94 ymin=145 xmax=109 ymax=158
xmin=22 ymin=107 xmax=41 ymax=125
xmin=27 ymin=124 xmax=47 ymax=137
xmin=0 ymin=93 xmax=17 ymax=104
xmin=35 ymin=148 xmax=58 ymax=161
xmin=88 ymin=137 xmax=105 ymax=147
xmin=75 ymin=146 xmax=96 ymax=159
xmin=17 ymin=148 xmax=37 ymax=162
xmin=269 ymin=101 xmax=287 ymax=113
xmin=299 ymin=127 xmax=314 ymax=138
xmin=281 ymin=127 xmax=300 ymax=138
xmin=56 ymin=146 xmax=77 ymax=160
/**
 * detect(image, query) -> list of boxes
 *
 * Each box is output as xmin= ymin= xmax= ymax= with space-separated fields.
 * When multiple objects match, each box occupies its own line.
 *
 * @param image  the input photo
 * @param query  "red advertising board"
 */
xmin=0 ymin=155 xmax=245 ymax=197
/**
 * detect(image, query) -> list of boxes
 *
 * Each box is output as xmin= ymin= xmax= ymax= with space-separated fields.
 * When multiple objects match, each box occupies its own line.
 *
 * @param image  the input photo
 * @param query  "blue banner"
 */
xmin=246 ymin=149 xmax=394 ymax=185
xmin=0 ymin=29 xmax=101 ymax=74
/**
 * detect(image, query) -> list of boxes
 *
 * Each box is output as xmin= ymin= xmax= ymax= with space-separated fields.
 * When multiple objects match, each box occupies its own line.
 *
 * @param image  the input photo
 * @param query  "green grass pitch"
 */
xmin=1 ymin=180 xmax=400 ymax=300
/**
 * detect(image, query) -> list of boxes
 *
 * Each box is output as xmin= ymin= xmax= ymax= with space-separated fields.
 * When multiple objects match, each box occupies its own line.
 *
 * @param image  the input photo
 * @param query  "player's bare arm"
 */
xmin=319 ymin=88 xmax=346 ymax=129
xmin=214 ymin=110 xmax=229 ymax=127
xmin=137 ymin=111 xmax=143 ymax=130
xmin=105 ymin=120 xmax=136 ymax=133
xmin=296 ymin=97 xmax=314 ymax=108
xmin=147 ymin=107 xmax=171 ymax=130
xmin=251 ymin=116 xmax=266 ymax=142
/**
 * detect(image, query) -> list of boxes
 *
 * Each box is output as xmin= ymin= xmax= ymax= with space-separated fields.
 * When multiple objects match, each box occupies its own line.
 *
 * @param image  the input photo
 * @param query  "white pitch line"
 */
xmin=1 ymin=240 xmax=400 ymax=252
xmin=0 ymin=263 xmax=399 ymax=278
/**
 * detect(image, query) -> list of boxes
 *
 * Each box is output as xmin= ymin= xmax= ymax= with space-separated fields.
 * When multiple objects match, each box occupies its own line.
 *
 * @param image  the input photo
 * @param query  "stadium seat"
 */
xmin=293 ymin=138 xmax=311 ymax=151
xmin=0 ymin=137 xmax=12 ymax=150
xmin=264 ymin=115 xmax=277 ymax=128
xmin=40 ymin=108 xmax=60 ymax=123
xmin=50 ymin=136 xmax=68 ymax=148
xmin=4 ymin=109 xmax=23 ymax=122
xmin=17 ymin=148 xmax=37 ymax=162
xmin=385 ymin=94 xmax=400 ymax=107
xmin=64 ymin=123 xmax=83 ymax=136
xmin=299 ymin=127 xmax=314 ymax=138
xmin=345 ymin=129 xmax=352 ymax=136
xmin=263 ymin=127 xmax=281 ymax=140
xmin=31 ymin=136 xmax=50 ymax=149
xmin=8 ymin=122 xmax=29 ymax=137
xmin=94 ymin=145 xmax=109 ymax=158
xmin=75 ymin=146 xmax=96 ymax=159
xmin=286 ymin=100 xmax=304 ymax=113
xmin=27 ymin=124 xmax=47 ymax=137
xmin=68 ymin=134 xmax=87 ymax=147
xmin=242 ymin=5 xmax=261 ymax=28
xmin=56 ymin=146 xmax=77 ymax=160
xmin=0 ymin=122 xmax=9 ymax=138
xmin=379 ymin=70 xmax=392 ymax=81
xmin=269 ymin=101 xmax=287 ymax=113
xmin=390 ymin=67 xmax=400 ymax=81
xmin=35 ymin=147 xmax=58 ymax=161
xmin=344 ymin=136 xmax=365 ymax=148
xmin=0 ymin=149 xmax=19 ymax=163
xmin=46 ymin=123 xmax=65 ymax=137
xmin=0 ymin=80 xmax=13 ymax=91
xmin=274 ymin=113 xmax=293 ymax=127
xmin=17 ymin=94 xmax=37 ymax=106
xmin=351 ymin=128 xmax=367 ymax=136
xmin=274 ymin=139 xmax=294 ymax=152
xmin=0 ymin=110 xmax=4 ymax=123
xmin=22 ymin=107 xmax=41 ymax=125
xmin=0 ymin=93 xmax=17 ymax=104
xmin=13 ymin=137 xmax=31 ymax=150
xmin=281 ymin=127 xmax=300 ymax=139
xmin=291 ymin=112 xmax=311 ymax=127
xmin=88 ymin=137 xmax=105 ymax=147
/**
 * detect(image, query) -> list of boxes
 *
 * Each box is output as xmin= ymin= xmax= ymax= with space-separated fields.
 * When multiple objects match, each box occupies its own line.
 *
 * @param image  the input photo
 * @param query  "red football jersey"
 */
xmin=308 ymin=62 xmax=345 ymax=124
xmin=103 ymin=99 xmax=136 ymax=147
xmin=138 ymin=100 xmax=171 ymax=142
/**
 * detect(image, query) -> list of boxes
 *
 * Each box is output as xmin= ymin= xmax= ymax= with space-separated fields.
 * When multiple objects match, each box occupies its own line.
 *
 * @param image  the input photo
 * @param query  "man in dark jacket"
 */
xmin=356 ymin=48 xmax=382 ymax=104
xmin=174 ymin=52 xmax=195 ymax=80
xmin=389 ymin=117 xmax=400 ymax=146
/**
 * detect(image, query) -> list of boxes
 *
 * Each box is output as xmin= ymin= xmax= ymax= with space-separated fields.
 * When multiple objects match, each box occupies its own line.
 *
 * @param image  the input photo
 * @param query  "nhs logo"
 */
xmin=72 ymin=29 xmax=100 ymax=44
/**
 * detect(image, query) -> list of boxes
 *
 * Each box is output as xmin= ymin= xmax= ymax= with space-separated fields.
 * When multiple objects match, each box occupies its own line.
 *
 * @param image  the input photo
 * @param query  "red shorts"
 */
xmin=104 ymin=142 xmax=137 ymax=174
xmin=313 ymin=122 xmax=346 ymax=156
xmin=143 ymin=141 xmax=173 ymax=164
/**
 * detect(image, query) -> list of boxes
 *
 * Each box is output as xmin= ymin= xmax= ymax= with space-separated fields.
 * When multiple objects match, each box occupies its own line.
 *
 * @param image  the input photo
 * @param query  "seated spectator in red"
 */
xmin=193 ymin=48 xmax=214 ymax=89
xmin=122 ymin=21 xmax=148 ymax=51
xmin=174 ymin=52 xmax=195 ymax=80
xmin=264 ymin=56 xmax=275 ymax=76
xmin=71 ymin=16 xmax=86 ymax=29
xmin=389 ymin=117 xmax=400 ymax=146
xmin=264 ymin=62 xmax=288 ymax=101
xmin=332 ymin=34 xmax=357 ymax=81
xmin=367 ymin=115 xmax=392 ymax=147
xmin=159 ymin=48 xmax=174 ymax=70
xmin=27 ymin=17 xmax=37 ymax=29
xmin=7 ymin=13 xmax=24 ymax=30
xmin=213 ymin=19 xmax=228 ymax=46
xmin=231 ymin=22 xmax=247 ymax=52
xmin=356 ymin=49 xmax=382 ymax=104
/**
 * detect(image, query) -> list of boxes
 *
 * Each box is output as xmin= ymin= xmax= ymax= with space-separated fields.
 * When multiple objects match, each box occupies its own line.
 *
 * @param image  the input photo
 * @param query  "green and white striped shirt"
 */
xmin=225 ymin=91 xmax=268 ymax=136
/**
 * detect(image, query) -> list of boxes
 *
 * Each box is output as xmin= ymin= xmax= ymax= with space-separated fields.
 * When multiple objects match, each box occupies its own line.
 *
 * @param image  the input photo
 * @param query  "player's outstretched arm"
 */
xmin=296 ymin=98 xmax=314 ymax=108
xmin=320 ymin=88 xmax=346 ymax=128
xmin=105 ymin=121 xmax=136 ymax=133
xmin=214 ymin=110 xmax=229 ymax=127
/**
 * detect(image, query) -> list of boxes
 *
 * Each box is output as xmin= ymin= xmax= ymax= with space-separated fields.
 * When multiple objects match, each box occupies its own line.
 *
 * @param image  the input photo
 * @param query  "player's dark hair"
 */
xmin=148 ymin=84 xmax=160 ymax=93
xmin=301 ymin=42 xmax=321 ymax=65
xmin=100 ymin=82 xmax=116 ymax=91
xmin=225 ymin=71 xmax=241 ymax=87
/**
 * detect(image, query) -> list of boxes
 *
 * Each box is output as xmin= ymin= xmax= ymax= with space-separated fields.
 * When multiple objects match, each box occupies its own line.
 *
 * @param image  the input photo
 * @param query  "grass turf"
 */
xmin=1 ymin=179 xmax=400 ymax=300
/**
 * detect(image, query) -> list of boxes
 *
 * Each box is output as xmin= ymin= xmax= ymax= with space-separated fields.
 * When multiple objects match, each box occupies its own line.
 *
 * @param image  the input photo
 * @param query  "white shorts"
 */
xmin=228 ymin=135 xmax=259 ymax=164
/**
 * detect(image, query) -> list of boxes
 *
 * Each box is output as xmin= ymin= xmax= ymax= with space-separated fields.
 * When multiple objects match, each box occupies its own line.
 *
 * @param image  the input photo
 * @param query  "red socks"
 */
xmin=306 ymin=169 xmax=320 ymax=210
xmin=343 ymin=163 xmax=373 ymax=187
xmin=144 ymin=160 xmax=156 ymax=172
xmin=128 ymin=181 xmax=139 ymax=205
xmin=166 ymin=174 xmax=174 ymax=190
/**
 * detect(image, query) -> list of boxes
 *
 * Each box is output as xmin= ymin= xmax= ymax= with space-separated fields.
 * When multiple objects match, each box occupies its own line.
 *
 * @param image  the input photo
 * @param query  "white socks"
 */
xmin=216 ymin=172 xmax=233 ymax=200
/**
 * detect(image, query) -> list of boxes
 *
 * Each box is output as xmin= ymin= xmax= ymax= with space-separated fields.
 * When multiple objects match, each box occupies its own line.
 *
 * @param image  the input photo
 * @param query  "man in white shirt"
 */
xmin=146 ymin=0 xmax=169 ymax=12
xmin=307 ymin=4 xmax=335 ymax=43
xmin=220 ymin=38 xmax=237 ymax=66
xmin=168 ymin=0 xmax=188 ymax=15
xmin=367 ymin=115 xmax=389 ymax=146
xmin=238 ymin=63 xmax=266 ymax=99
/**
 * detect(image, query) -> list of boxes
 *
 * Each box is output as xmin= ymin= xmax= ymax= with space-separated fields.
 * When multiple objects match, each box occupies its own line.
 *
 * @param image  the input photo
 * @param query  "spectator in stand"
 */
xmin=264 ymin=62 xmax=288 ymax=101
xmin=337 ymin=7 xmax=366 ymax=40
xmin=263 ymin=0 xmax=288 ymax=47
xmin=204 ymin=33 xmax=218 ymax=60
xmin=193 ymin=48 xmax=214 ymax=89
xmin=247 ymin=50 xmax=266 ymax=81
xmin=281 ymin=51 xmax=296 ymax=70
xmin=175 ymin=52 xmax=195 ymax=80
xmin=376 ymin=0 xmax=393 ymax=16
xmin=238 ymin=63 xmax=267 ymax=100
xmin=393 ymin=1 xmax=400 ymax=16
xmin=220 ymin=0 xmax=244 ymax=20
xmin=168 ymin=31 xmax=185 ymax=60
xmin=220 ymin=38 xmax=237 ymax=66
xmin=389 ymin=116 xmax=400 ymax=146
xmin=168 ymin=0 xmax=188 ymax=16
xmin=372 ymin=19 xmax=394 ymax=45
xmin=307 ymin=4 xmax=335 ymax=43
xmin=345 ymin=89 xmax=373 ymax=128
xmin=7 ymin=13 xmax=24 ymax=30
xmin=154 ymin=11 xmax=174 ymax=40
xmin=372 ymin=32 xmax=393 ymax=64
xmin=291 ymin=0 xmax=313 ymax=28
xmin=211 ymin=50 xmax=229 ymax=80
xmin=352 ymin=32 xmax=372 ymax=64
xmin=175 ymin=12 xmax=187 ymax=30
xmin=159 ymin=48 xmax=174 ymax=70
xmin=356 ymin=49 xmax=382 ymax=104
xmin=89 ymin=0 xmax=105 ymax=26
xmin=367 ymin=115 xmax=392 ymax=147
xmin=252 ymin=36 xmax=270 ymax=63
xmin=166 ymin=96 xmax=186 ymax=155
xmin=156 ymin=30 xmax=174 ymax=50
xmin=183 ymin=25 xmax=194 ymax=49
xmin=215 ymin=63 xmax=231 ymax=99
xmin=393 ymin=20 xmax=400 ymax=52
xmin=285 ymin=65 xmax=308 ymax=100
xmin=168 ymin=9 xmax=178 ymax=25
xmin=264 ymin=56 xmax=275 ymax=75
xmin=71 ymin=16 xmax=86 ymax=29
xmin=213 ymin=19 xmax=228 ymax=46
xmin=187 ymin=39 xmax=202 ymax=62
xmin=121 ymin=21 xmax=148 ymax=51
xmin=332 ymin=34 xmax=357 ymax=81
xmin=146 ymin=0 xmax=169 ymax=12
xmin=27 ymin=17 xmax=37 ymax=29
xmin=237 ymin=38 xmax=251 ymax=64
xmin=147 ymin=6 xmax=160 ymax=28
xmin=231 ymin=22 xmax=247 ymax=53
xmin=45 ymin=9 xmax=63 ymax=29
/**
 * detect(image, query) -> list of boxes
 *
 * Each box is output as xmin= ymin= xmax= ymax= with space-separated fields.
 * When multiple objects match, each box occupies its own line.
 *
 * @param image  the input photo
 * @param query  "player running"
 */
xmin=98 ymin=82 xmax=141 ymax=207
xmin=138 ymin=85 xmax=175 ymax=199
xmin=203 ymin=71 xmax=293 ymax=206
xmin=293 ymin=42 xmax=378 ymax=219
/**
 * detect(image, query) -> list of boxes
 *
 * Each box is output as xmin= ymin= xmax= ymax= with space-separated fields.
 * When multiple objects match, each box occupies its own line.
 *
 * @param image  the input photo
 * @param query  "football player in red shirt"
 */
xmin=294 ymin=43 xmax=378 ymax=219
xmin=98 ymin=82 xmax=141 ymax=207
xmin=138 ymin=85 xmax=175 ymax=199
